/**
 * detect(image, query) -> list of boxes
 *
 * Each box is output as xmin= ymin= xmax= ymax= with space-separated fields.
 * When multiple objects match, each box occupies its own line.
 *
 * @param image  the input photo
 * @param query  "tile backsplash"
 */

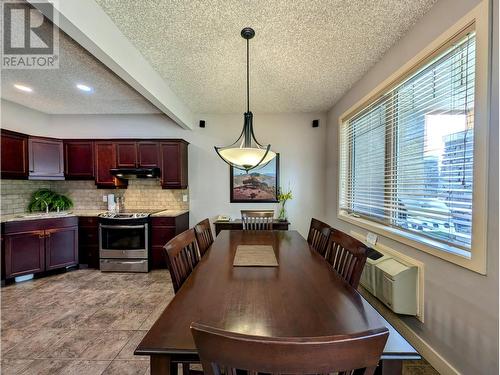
xmin=0 ymin=179 xmax=188 ymax=215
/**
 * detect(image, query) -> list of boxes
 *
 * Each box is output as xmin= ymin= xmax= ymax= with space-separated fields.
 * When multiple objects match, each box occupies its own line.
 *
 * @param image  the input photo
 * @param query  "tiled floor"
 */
xmin=1 ymin=269 xmax=439 ymax=374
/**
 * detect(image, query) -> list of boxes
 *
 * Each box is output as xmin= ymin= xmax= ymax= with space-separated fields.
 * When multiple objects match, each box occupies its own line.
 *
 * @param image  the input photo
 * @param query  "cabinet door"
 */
xmin=4 ymin=231 xmax=45 ymax=278
xmin=28 ymin=137 xmax=64 ymax=180
xmin=64 ymin=141 xmax=94 ymax=179
xmin=45 ymin=226 xmax=78 ymax=270
xmin=1 ymin=130 xmax=28 ymax=179
xmin=95 ymin=142 xmax=117 ymax=187
xmin=160 ymin=141 xmax=188 ymax=189
xmin=137 ymin=142 xmax=159 ymax=167
xmin=116 ymin=142 xmax=137 ymax=168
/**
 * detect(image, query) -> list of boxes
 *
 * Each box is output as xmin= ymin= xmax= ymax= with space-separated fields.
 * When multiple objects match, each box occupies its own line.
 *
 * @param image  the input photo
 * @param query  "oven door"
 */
xmin=99 ymin=223 xmax=148 ymax=259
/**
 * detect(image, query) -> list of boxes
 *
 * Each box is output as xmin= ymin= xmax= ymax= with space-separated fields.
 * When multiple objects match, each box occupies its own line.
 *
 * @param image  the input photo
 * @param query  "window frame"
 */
xmin=337 ymin=2 xmax=489 ymax=274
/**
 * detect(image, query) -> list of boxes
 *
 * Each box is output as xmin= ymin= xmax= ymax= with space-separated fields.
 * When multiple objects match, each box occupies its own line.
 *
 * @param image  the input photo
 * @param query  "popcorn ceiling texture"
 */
xmin=94 ymin=0 xmax=436 ymax=113
xmin=0 ymin=179 xmax=188 ymax=215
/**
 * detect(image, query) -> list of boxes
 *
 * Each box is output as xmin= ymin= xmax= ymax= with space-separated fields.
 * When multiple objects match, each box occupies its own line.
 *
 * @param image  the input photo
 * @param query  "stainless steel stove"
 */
xmin=98 ymin=211 xmax=156 ymax=273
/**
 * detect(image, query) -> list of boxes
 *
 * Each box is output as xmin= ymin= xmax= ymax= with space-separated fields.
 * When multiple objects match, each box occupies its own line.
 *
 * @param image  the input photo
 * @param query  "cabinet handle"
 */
xmin=38 ymin=233 xmax=44 ymax=239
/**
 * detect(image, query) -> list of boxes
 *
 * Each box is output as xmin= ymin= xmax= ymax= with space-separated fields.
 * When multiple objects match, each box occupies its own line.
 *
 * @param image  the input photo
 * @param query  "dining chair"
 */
xmin=325 ymin=229 xmax=369 ymax=289
xmin=191 ymin=322 xmax=389 ymax=375
xmin=307 ymin=218 xmax=332 ymax=257
xmin=194 ymin=218 xmax=214 ymax=257
xmin=241 ymin=210 xmax=274 ymax=230
xmin=164 ymin=228 xmax=200 ymax=293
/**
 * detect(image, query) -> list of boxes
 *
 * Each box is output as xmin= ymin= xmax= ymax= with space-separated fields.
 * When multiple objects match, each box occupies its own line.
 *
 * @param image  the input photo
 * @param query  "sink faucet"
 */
xmin=42 ymin=200 xmax=49 ymax=214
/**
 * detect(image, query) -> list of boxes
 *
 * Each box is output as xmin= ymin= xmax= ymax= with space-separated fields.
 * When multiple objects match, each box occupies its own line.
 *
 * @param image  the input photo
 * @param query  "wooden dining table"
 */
xmin=136 ymin=230 xmax=420 ymax=375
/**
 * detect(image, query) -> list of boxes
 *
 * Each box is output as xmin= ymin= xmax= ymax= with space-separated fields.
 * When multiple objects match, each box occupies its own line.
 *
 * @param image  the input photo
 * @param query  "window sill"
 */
xmin=337 ymin=211 xmax=486 ymax=274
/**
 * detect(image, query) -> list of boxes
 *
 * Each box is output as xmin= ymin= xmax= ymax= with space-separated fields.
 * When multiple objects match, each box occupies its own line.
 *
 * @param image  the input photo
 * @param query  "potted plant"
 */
xmin=28 ymin=189 xmax=73 ymax=213
xmin=277 ymin=186 xmax=292 ymax=221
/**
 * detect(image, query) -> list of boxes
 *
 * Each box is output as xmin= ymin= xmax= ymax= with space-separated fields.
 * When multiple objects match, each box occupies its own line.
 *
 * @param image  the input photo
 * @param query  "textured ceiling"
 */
xmin=1 ymin=26 xmax=160 ymax=115
xmin=95 ymin=0 xmax=436 ymax=113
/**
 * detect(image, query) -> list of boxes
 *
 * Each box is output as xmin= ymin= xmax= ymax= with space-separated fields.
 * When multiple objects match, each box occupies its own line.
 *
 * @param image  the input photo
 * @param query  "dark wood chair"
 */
xmin=194 ymin=218 xmax=214 ymax=257
xmin=164 ymin=229 xmax=200 ymax=293
xmin=191 ymin=322 xmax=389 ymax=375
xmin=325 ymin=229 xmax=369 ymax=289
xmin=241 ymin=210 xmax=274 ymax=230
xmin=307 ymin=218 xmax=331 ymax=257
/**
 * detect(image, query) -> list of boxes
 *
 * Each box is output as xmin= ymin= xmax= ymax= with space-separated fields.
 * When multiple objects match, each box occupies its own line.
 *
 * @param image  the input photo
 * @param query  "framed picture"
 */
xmin=230 ymin=154 xmax=280 ymax=203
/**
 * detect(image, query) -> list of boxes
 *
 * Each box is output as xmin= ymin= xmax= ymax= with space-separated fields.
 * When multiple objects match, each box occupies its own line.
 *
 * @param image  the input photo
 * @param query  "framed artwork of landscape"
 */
xmin=230 ymin=154 xmax=280 ymax=203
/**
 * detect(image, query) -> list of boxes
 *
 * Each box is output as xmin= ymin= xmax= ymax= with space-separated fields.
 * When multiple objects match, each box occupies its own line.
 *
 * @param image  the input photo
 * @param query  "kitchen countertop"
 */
xmin=1 ymin=209 xmax=189 ymax=223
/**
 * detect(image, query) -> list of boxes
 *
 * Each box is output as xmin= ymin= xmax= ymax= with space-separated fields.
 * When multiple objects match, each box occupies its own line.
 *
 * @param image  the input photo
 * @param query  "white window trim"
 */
xmin=337 ymin=1 xmax=490 ymax=274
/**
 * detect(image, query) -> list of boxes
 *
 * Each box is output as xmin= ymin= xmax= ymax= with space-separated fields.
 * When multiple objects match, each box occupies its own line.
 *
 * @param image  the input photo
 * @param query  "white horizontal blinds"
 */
xmin=340 ymin=30 xmax=476 ymax=252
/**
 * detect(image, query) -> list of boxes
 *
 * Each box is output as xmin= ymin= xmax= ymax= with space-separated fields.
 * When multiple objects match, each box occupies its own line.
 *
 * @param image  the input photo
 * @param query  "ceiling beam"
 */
xmin=29 ymin=0 xmax=194 ymax=129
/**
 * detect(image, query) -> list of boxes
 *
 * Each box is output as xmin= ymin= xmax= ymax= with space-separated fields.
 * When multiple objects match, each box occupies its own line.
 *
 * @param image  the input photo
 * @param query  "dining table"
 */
xmin=136 ymin=230 xmax=420 ymax=375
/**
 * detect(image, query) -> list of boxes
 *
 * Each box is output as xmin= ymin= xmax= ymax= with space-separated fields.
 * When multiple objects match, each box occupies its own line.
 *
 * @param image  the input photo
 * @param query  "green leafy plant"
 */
xmin=28 ymin=189 xmax=73 ymax=212
xmin=277 ymin=186 xmax=293 ymax=221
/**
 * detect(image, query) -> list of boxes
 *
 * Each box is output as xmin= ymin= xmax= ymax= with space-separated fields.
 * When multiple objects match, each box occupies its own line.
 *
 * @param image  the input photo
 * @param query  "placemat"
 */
xmin=233 ymin=245 xmax=278 ymax=267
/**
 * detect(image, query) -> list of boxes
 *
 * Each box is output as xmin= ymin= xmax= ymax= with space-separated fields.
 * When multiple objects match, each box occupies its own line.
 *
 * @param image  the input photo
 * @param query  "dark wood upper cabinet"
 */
xmin=137 ymin=142 xmax=160 ymax=167
xmin=160 ymin=141 xmax=188 ymax=189
xmin=64 ymin=140 xmax=94 ymax=179
xmin=95 ymin=141 xmax=126 ymax=188
xmin=1 ymin=130 xmax=28 ymax=179
xmin=28 ymin=137 xmax=64 ymax=180
xmin=116 ymin=142 xmax=138 ymax=168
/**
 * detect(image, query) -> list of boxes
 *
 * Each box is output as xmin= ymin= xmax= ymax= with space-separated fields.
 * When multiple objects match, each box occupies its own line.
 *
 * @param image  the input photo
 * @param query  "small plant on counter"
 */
xmin=277 ymin=186 xmax=293 ymax=221
xmin=28 ymin=189 xmax=73 ymax=212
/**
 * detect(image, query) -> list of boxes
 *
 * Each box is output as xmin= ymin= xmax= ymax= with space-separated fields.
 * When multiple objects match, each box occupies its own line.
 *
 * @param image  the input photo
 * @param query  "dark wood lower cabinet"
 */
xmin=78 ymin=217 xmax=99 ymax=269
xmin=4 ymin=231 xmax=45 ymax=278
xmin=2 ymin=217 xmax=79 ymax=280
xmin=151 ymin=213 xmax=189 ymax=269
xmin=45 ymin=226 xmax=78 ymax=270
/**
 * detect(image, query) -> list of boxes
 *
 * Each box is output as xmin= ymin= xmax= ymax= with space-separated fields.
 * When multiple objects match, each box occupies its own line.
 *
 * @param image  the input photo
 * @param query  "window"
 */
xmin=339 ymin=29 xmax=476 ymax=257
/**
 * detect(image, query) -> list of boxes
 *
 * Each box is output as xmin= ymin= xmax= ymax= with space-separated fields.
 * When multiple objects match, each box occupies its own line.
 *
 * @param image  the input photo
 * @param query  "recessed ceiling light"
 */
xmin=14 ymin=84 xmax=33 ymax=93
xmin=76 ymin=83 xmax=93 ymax=92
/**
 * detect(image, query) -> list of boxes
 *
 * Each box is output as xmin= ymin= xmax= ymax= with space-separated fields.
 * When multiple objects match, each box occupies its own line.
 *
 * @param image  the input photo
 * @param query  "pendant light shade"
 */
xmin=214 ymin=27 xmax=276 ymax=172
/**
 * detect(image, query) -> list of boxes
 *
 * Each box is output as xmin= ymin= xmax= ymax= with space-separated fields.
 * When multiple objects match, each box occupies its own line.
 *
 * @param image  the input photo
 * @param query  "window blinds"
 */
xmin=339 ymin=31 xmax=476 ymax=252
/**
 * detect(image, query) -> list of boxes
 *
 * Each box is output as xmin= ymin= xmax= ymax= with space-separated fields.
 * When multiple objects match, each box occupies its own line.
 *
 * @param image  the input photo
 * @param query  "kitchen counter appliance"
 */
xmin=98 ymin=210 xmax=155 ymax=272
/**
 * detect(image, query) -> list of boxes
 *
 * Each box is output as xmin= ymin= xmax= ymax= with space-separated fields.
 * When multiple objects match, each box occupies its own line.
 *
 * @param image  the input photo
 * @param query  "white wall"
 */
xmin=1 ymin=99 xmax=327 ymax=237
xmin=325 ymin=0 xmax=498 ymax=373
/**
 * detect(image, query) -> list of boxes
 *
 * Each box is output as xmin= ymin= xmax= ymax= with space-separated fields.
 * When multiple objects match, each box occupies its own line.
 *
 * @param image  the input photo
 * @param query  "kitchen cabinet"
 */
xmin=28 ymin=137 xmax=64 ymax=180
xmin=78 ymin=216 xmax=99 ymax=269
xmin=64 ymin=140 xmax=94 ymax=179
xmin=95 ymin=142 xmax=126 ymax=188
xmin=2 ymin=216 xmax=78 ymax=280
xmin=137 ymin=142 xmax=159 ymax=167
xmin=45 ymin=226 xmax=78 ymax=270
xmin=151 ymin=212 xmax=189 ymax=269
xmin=160 ymin=141 xmax=188 ymax=189
xmin=116 ymin=142 xmax=138 ymax=167
xmin=1 ymin=130 xmax=28 ymax=179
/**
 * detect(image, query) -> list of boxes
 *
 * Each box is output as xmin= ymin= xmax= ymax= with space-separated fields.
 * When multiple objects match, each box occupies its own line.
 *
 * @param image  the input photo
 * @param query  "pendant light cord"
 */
xmin=246 ymin=38 xmax=250 ymax=113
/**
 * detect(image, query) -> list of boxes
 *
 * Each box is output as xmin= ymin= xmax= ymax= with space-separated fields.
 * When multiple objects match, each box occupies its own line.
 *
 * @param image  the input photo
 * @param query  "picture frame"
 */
xmin=230 ymin=153 xmax=280 ymax=203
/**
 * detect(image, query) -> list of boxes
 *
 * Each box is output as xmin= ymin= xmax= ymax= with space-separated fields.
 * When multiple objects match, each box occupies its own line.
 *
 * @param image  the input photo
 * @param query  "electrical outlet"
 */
xmin=182 ymin=194 xmax=188 ymax=202
xmin=103 ymin=195 xmax=108 ymax=202
xmin=366 ymin=232 xmax=378 ymax=247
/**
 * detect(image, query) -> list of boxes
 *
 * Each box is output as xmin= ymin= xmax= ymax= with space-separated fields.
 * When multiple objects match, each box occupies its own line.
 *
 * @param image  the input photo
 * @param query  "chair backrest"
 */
xmin=241 ymin=210 xmax=274 ymax=230
xmin=164 ymin=229 xmax=200 ymax=293
xmin=191 ymin=322 xmax=388 ymax=375
xmin=194 ymin=218 xmax=214 ymax=257
xmin=325 ymin=229 xmax=369 ymax=289
xmin=307 ymin=218 xmax=331 ymax=257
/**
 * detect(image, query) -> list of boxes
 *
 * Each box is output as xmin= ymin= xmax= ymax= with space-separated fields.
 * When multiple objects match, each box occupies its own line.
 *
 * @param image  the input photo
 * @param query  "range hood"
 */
xmin=110 ymin=167 xmax=160 ymax=179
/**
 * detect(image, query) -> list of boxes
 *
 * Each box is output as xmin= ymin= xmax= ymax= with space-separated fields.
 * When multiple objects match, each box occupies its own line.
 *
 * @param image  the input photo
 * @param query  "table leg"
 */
xmin=150 ymin=354 xmax=172 ymax=375
xmin=376 ymin=359 xmax=403 ymax=375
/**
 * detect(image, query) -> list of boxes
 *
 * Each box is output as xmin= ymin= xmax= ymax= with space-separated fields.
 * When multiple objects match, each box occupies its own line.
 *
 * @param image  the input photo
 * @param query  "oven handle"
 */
xmin=99 ymin=224 xmax=147 ymax=229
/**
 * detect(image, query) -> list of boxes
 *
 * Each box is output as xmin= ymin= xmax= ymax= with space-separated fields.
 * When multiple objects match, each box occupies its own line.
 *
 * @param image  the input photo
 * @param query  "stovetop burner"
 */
xmin=98 ymin=212 xmax=150 ymax=219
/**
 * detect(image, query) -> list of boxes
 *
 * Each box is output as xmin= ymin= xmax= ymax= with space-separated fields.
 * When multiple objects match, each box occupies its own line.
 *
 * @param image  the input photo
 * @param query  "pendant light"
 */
xmin=215 ymin=27 xmax=276 ymax=172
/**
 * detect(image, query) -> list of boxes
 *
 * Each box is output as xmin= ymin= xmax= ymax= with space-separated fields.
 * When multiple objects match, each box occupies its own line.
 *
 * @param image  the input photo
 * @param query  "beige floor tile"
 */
xmin=79 ymin=330 xmax=133 ymax=360
xmin=116 ymin=330 xmax=149 ymax=360
xmin=58 ymin=360 xmax=111 ymax=375
xmin=17 ymin=359 xmax=71 ymax=375
xmin=40 ymin=330 xmax=101 ymax=359
xmin=1 ymin=329 xmax=35 ymax=355
xmin=0 ymin=359 xmax=34 ymax=375
xmin=3 ymin=329 xmax=69 ymax=359
xmin=83 ymin=307 xmax=152 ymax=330
xmin=103 ymin=360 xmax=149 ymax=375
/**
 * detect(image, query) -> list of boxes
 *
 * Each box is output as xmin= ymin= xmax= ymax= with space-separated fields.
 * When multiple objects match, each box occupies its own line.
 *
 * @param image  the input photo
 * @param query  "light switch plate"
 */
xmin=366 ymin=232 xmax=378 ymax=246
xmin=182 ymin=194 xmax=188 ymax=202
xmin=103 ymin=195 xmax=108 ymax=202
